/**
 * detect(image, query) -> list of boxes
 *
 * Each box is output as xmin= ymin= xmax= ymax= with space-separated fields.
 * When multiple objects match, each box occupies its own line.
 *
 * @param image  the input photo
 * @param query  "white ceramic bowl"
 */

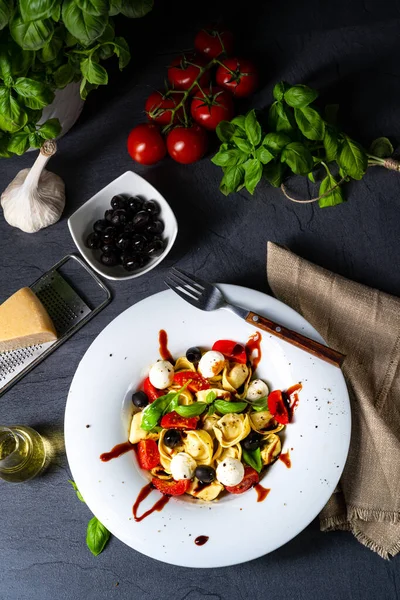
xmin=67 ymin=171 xmax=178 ymax=281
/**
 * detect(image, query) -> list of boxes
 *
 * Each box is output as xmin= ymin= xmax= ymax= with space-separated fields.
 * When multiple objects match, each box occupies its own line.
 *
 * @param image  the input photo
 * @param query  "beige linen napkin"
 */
xmin=266 ymin=241 xmax=400 ymax=559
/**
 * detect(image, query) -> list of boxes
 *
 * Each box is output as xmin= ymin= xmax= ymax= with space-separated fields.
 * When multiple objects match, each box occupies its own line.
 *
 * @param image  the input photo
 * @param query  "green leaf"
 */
xmin=245 ymin=109 xmax=261 ymax=146
xmin=207 ymin=403 xmax=215 ymax=416
xmin=98 ymin=22 xmax=114 ymax=42
xmin=249 ymin=396 xmax=269 ymax=412
xmin=268 ymin=101 xmax=279 ymax=130
xmin=141 ymin=384 xmax=189 ymax=431
xmin=19 ymin=0 xmax=57 ymax=22
xmin=230 ymin=115 xmax=246 ymax=130
xmin=65 ymin=30 xmax=79 ymax=46
xmin=175 ymin=403 xmax=207 ymax=417
xmin=308 ymin=171 xmax=316 ymax=183
xmin=7 ymin=131 xmax=29 ymax=155
xmin=263 ymin=132 xmax=291 ymax=154
xmin=79 ymin=76 xmax=98 ymax=100
xmin=255 ymin=146 xmax=274 ymax=165
xmin=232 ymin=135 xmax=252 ymax=154
xmin=53 ymin=62 xmax=75 ymax=88
xmin=113 ymin=36 xmax=130 ymax=69
xmin=81 ymin=56 xmax=108 ymax=85
xmin=0 ymin=133 xmax=12 ymax=157
xmin=219 ymin=165 xmax=245 ymax=196
xmin=324 ymin=104 xmax=339 ymax=126
xmin=284 ymin=84 xmax=318 ymax=108
xmin=264 ymin=160 xmax=286 ymax=187
xmin=62 ymin=0 xmax=107 ymax=46
xmin=294 ymin=106 xmax=325 ymax=140
xmin=216 ymin=120 xmax=237 ymax=143
xmin=14 ymin=77 xmax=54 ymax=107
xmin=276 ymin=101 xmax=296 ymax=133
xmin=242 ymin=447 xmax=262 ymax=473
xmin=318 ymin=171 xmax=345 ymax=208
xmin=120 ymin=0 xmax=153 ymax=18
xmin=323 ymin=126 xmax=339 ymax=162
xmin=281 ymin=142 xmax=313 ymax=175
xmin=211 ymin=148 xmax=247 ymax=167
xmin=338 ymin=136 xmax=367 ymax=180
xmin=273 ymin=81 xmax=288 ymax=101
xmin=10 ymin=44 xmax=34 ymax=77
xmin=0 ymin=46 xmax=12 ymax=85
xmin=39 ymin=117 xmax=61 ymax=139
xmin=29 ymin=131 xmax=43 ymax=147
xmin=76 ymin=0 xmax=109 ymax=15
xmin=39 ymin=29 xmax=63 ymax=63
xmin=68 ymin=479 xmax=85 ymax=502
xmin=0 ymin=0 xmax=12 ymax=30
xmin=0 ymin=86 xmax=28 ymax=132
xmin=244 ymin=158 xmax=263 ymax=194
xmin=108 ymin=0 xmax=122 ymax=15
xmin=52 ymin=1 xmax=61 ymax=20
xmin=205 ymin=390 xmax=217 ymax=404
xmin=10 ymin=15 xmax=54 ymax=50
xmin=369 ymin=136 xmax=394 ymax=159
xmin=214 ymin=400 xmax=247 ymax=414
xmin=86 ymin=516 xmax=110 ymax=556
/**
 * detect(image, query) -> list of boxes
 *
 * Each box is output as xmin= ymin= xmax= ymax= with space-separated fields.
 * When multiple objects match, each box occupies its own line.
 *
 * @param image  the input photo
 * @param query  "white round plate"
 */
xmin=64 ymin=284 xmax=350 ymax=568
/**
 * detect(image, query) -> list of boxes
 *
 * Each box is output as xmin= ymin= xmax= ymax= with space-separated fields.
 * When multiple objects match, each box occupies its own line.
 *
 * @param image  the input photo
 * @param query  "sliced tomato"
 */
xmin=137 ymin=439 xmax=160 ymax=470
xmin=173 ymin=371 xmax=210 ymax=392
xmin=267 ymin=390 xmax=290 ymax=424
xmin=160 ymin=411 xmax=199 ymax=430
xmin=143 ymin=377 xmax=164 ymax=403
xmin=225 ymin=466 xmax=259 ymax=494
xmin=152 ymin=477 xmax=191 ymax=496
xmin=212 ymin=340 xmax=247 ymax=364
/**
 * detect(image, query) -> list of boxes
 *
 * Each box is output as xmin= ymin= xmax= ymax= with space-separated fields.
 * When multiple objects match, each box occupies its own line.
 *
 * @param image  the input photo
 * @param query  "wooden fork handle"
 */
xmin=246 ymin=311 xmax=345 ymax=368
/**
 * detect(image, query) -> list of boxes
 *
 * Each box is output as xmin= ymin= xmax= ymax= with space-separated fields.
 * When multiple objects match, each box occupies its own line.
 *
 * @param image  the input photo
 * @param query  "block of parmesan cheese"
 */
xmin=0 ymin=287 xmax=57 ymax=352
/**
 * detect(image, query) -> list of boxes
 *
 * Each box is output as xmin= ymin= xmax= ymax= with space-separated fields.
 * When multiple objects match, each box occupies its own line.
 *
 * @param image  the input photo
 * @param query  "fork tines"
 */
xmin=164 ymin=267 xmax=205 ymax=307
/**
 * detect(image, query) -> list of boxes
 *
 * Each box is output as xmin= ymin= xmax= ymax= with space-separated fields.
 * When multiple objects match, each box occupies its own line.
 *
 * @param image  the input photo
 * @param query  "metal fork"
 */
xmin=164 ymin=267 xmax=345 ymax=368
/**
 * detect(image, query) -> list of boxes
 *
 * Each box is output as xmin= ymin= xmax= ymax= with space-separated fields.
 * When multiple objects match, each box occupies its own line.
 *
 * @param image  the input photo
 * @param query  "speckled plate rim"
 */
xmin=64 ymin=284 xmax=351 ymax=568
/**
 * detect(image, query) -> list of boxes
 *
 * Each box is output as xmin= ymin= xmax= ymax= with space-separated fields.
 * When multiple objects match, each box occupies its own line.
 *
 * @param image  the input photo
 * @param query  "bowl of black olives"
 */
xmin=68 ymin=171 xmax=178 ymax=280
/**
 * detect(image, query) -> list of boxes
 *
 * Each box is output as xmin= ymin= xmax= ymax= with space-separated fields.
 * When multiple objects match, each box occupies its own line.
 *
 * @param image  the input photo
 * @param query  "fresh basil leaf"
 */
xmin=7 ymin=131 xmax=29 ymax=155
xmin=214 ymin=400 xmax=247 ymax=414
xmin=86 ymin=516 xmax=110 ymax=556
xmin=39 ymin=117 xmax=61 ymax=139
xmin=230 ymin=115 xmax=246 ymax=130
xmin=323 ymin=126 xmax=339 ymax=162
xmin=79 ymin=77 xmax=98 ymax=100
xmin=68 ymin=479 xmax=85 ymax=502
xmin=0 ymin=0 xmax=12 ymax=30
xmin=276 ymin=101 xmax=296 ymax=133
xmin=219 ymin=165 xmax=245 ymax=196
xmin=216 ymin=120 xmax=237 ymax=142
xmin=10 ymin=15 xmax=54 ymax=50
xmin=264 ymin=160 xmax=286 ymax=187
xmin=62 ymin=0 xmax=107 ymax=46
xmin=242 ymin=448 xmax=262 ymax=473
xmin=164 ymin=394 xmax=179 ymax=415
xmin=281 ymin=142 xmax=313 ymax=175
xmin=0 ymin=86 xmax=28 ymax=132
xmin=248 ymin=396 xmax=269 ymax=412
xmin=245 ymin=109 xmax=261 ymax=146
xmin=211 ymin=148 xmax=247 ymax=167
xmin=369 ymin=136 xmax=394 ymax=159
xmin=19 ymin=0 xmax=57 ymax=22
xmin=318 ymin=172 xmax=345 ymax=208
xmin=119 ymin=0 xmax=153 ymax=18
xmin=268 ymin=101 xmax=279 ymax=130
xmin=141 ymin=392 xmax=176 ymax=431
xmin=207 ymin=403 xmax=215 ymax=416
xmin=10 ymin=44 xmax=34 ymax=77
xmin=273 ymin=81 xmax=288 ymax=101
xmin=112 ymin=36 xmax=130 ymax=69
xmin=284 ymin=84 xmax=318 ymax=108
xmin=263 ymin=132 xmax=291 ymax=154
xmin=109 ymin=0 xmax=122 ymax=15
xmin=308 ymin=171 xmax=316 ymax=183
xmin=14 ymin=77 xmax=54 ymax=107
xmin=76 ymin=0 xmax=109 ymax=15
xmin=324 ymin=103 xmax=339 ymax=126
xmin=294 ymin=106 xmax=325 ymax=141
xmin=39 ymin=29 xmax=63 ymax=63
xmin=65 ymin=30 xmax=79 ymax=46
xmin=232 ymin=135 xmax=252 ymax=154
xmin=205 ymin=390 xmax=217 ymax=404
xmin=52 ymin=1 xmax=61 ymax=21
xmin=338 ymin=136 xmax=367 ymax=180
xmin=255 ymin=146 xmax=274 ymax=165
xmin=175 ymin=403 xmax=207 ymax=417
xmin=29 ymin=131 xmax=43 ymax=147
xmin=244 ymin=158 xmax=263 ymax=195
xmin=0 ymin=46 xmax=12 ymax=85
xmin=53 ymin=62 xmax=75 ymax=87
xmin=81 ymin=56 xmax=108 ymax=85
xmin=99 ymin=44 xmax=113 ymax=60
xmin=0 ymin=133 xmax=12 ymax=157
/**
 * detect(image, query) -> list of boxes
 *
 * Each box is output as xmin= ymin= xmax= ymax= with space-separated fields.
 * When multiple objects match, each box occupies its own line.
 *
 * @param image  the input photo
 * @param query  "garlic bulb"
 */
xmin=1 ymin=140 xmax=65 ymax=234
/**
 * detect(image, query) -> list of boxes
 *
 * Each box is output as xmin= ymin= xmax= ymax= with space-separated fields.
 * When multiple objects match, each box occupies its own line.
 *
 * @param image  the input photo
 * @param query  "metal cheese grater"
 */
xmin=0 ymin=254 xmax=111 ymax=397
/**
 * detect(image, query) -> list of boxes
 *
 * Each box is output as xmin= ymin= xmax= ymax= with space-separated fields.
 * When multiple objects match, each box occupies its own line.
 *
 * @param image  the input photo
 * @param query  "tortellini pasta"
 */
xmin=213 ymin=443 xmax=242 ymax=464
xmin=213 ymin=413 xmax=251 ymax=448
xmin=129 ymin=411 xmax=159 ymax=444
xmin=260 ymin=434 xmax=282 ymax=466
xmin=187 ymin=478 xmax=224 ymax=501
xmin=249 ymin=411 xmax=285 ymax=435
xmin=184 ymin=430 xmax=213 ymax=465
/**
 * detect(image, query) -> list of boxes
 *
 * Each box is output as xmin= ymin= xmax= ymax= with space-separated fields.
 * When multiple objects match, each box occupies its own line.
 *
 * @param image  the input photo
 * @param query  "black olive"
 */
xmin=163 ymin=429 xmax=181 ymax=448
xmin=242 ymin=432 xmax=263 ymax=451
xmin=186 ymin=346 xmax=201 ymax=362
xmin=111 ymin=194 xmax=127 ymax=210
xmin=131 ymin=234 xmax=146 ymax=252
xmin=131 ymin=391 xmax=149 ymax=408
xmin=123 ymin=222 xmax=136 ymax=234
xmin=93 ymin=219 xmax=108 ymax=234
xmin=146 ymin=220 xmax=164 ymax=235
xmin=101 ymin=242 xmax=116 ymax=255
xmin=142 ymin=199 xmax=160 ymax=216
xmin=122 ymin=255 xmax=142 ymax=272
xmin=104 ymin=209 xmax=114 ymax=222
xmin=195 ymin=465 xmax=216 ymax=484
xmin=101 ymin=226 xmax=117 ymax=244
xmin=86 ymin=232 xmax=101 ymax=249
xmin=111 ymin=209 xmax=128 ymax=226
xmin=146 ymin=239 xmax=165 ymax=256
xmin=115 ymin=233 xmax=131 ymax=250
xmin=127 ymin=196 xmax=143 ymax=213
xmin=100 ymin=252 xmax=119 ymax=266
xmin=132 ymin=210 xmax=150 ymax=231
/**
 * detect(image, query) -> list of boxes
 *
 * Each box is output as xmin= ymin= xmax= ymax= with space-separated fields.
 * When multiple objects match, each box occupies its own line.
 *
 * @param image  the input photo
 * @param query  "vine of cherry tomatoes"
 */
xmin=127 ymin=27 xmax=259 ymax=166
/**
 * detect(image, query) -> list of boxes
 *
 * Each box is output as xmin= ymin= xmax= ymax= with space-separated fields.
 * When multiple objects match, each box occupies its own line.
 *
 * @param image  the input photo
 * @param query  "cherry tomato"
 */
xmin=225 ymin=466 xmax=259 ymax=494
xmin=216 ymin=58 xmax=259 ymax=98
xmin=152 ymin=477 xmax=191 ymax=496
xmin=137 ymin=439 xmax=160 ymax=470
xmin=168 ymin=54 xmax=210 ymax=92
xmin=166 ymin=124 xmax=208 ymax=164
xmin=194 ymin=27 xmax=234 ymax=58
xmin=127 ymin=123 xmax=166 ymax=165
xmin=190 ymin=87 xmax=234 ymax=131
xmin=160 ymin=411 xmax=199 ymax=430
xmin=212 ymin=340 xmax=247 ymax=364
xmin=173 ymin=371 xmax=210 ymax=392
xmin=267 ymin=390 xmax=290 ymax=424
xmin=143 ymin=377 xmax=163 ymax=403
xmin=145 ymin=91 xmax=184 ymax=126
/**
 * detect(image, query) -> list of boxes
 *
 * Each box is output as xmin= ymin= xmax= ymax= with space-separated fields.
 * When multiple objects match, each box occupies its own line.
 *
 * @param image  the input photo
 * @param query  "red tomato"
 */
xmin=173 ymin=371 xmax=210 ymax=392
xmin=127 ymin=123 xmax=166 ymax=165
xmin=145 ymin=91 xmax=184 ymax=126
xmin=143 ymin=377 xmax=163 ymax=403
xmin=216 ymin=58 xmax=259 ymax=98
xmin=190 ymin=87 xmax=234 ymax=131
xmin=137 ymin=439 xmax=160 ymax=470
xmin=168 ymin=54 xmax=210 ymax=92
xmin=166 ymin=124 xmax=208 ymax=164
xmin=212 ymin=340 xmax=247 ymax=364
xmin=225 ymin=466 xmax=259 ymax=494
xmin=160 ymin=411 xmax=199 ymax=430
xmin=152 ymin=477 xmax=191 ymax=496
xmin=268 ymin=390 xmax=290 ymax=424
xmin=194 ymin=27 xmax=234 ymax=58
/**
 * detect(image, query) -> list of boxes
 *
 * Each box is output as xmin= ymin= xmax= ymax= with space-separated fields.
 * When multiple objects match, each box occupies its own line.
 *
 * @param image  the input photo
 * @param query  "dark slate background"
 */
xmin=1 ymin=0 xmax=400 ymax=598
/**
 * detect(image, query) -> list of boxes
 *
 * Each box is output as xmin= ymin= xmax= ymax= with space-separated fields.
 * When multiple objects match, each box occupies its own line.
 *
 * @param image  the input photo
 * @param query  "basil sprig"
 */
xmin=242 ymin=447 xmax=263 ymax=473
xmin=86 ymin=516 xmax=111 ymax=557
xmin=175 ymin=403 xmax=207 ymax=417
xmin=247 ymin=396 xmax=269 ymax=412
xmin=214 ymin=399 xmax=248 ymax=415
xmin=141 ymin=382 xmax=190 ymax=431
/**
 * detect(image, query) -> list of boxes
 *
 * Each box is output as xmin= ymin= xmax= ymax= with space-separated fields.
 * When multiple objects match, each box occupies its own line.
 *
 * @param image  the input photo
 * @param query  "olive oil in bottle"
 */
xmin=0 ymin=425 xmax=47 ymax=483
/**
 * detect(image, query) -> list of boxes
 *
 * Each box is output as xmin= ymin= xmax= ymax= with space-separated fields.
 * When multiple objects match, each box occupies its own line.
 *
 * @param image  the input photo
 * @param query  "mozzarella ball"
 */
xmin=246 ymin=379 xmax=269 ymax=401
xmin=149 ymin=360 xmax=174 ymax=389
xmin=198 ymin=351 xmax=225 ymax=378
xmin=216 ymin=457 xmax=245 ymax=487
xmin=170 ymin=452 xmax=196 ymax=481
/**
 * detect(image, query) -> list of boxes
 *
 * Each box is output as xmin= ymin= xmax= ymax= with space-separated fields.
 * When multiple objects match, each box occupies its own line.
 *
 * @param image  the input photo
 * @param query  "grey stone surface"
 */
xmin=1 ymin=0 xmax=400 ymax=598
